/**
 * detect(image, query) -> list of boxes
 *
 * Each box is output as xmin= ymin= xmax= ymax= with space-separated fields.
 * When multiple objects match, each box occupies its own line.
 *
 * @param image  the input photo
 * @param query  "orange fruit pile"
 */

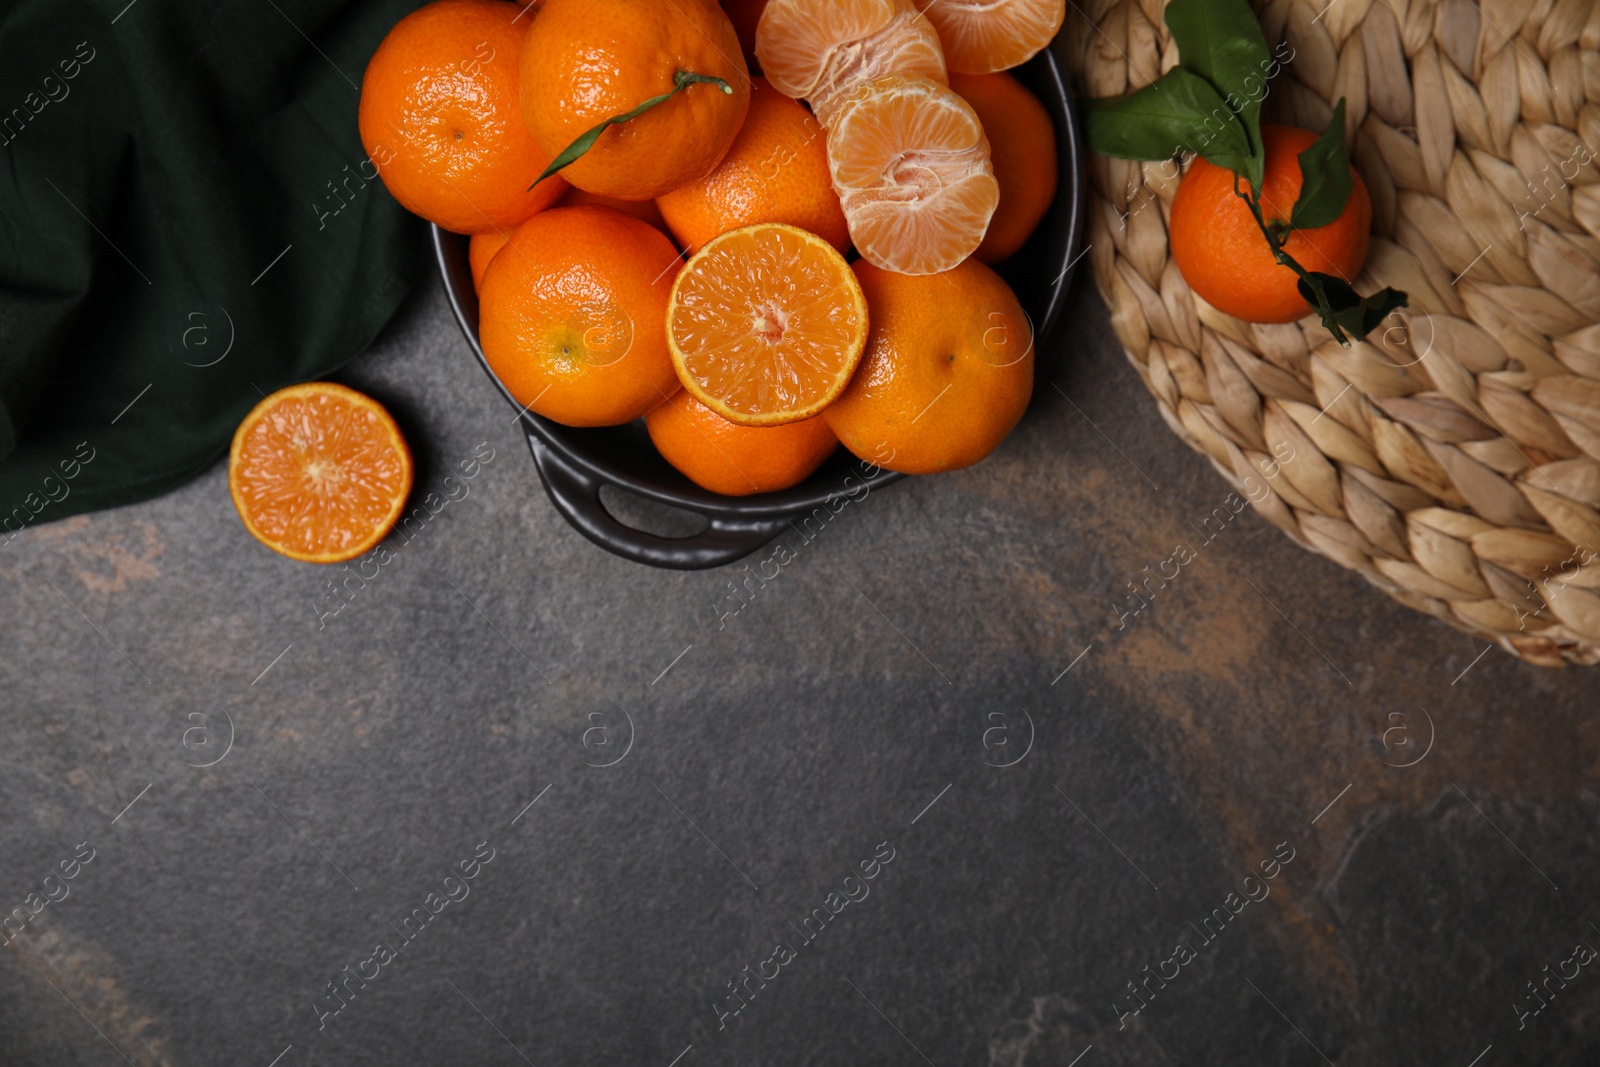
xmin=1169 ymin=124 xmax=1372 ymax=324
xmin=224 ymin=0 xmax=1066 ymax=563
xmin=468 ymin=230 xmax=509 ymax=289
xmin=754 ymin=0 xmax=1058 ymax=275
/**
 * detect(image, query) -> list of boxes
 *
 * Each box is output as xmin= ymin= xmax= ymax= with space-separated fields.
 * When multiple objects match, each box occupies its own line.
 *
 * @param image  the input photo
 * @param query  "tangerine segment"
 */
xmin=911 ymin=0 xmax=1065 ymax=74
xmin=668 ymin=223 xmax=868 ymax=426
xmin=229 ymin=383 xmax=414 ymax=564
xmin=827 ymin=73 xmax=998 ymax=275
xmin=756 ymin=0 xmax=946 ymax=128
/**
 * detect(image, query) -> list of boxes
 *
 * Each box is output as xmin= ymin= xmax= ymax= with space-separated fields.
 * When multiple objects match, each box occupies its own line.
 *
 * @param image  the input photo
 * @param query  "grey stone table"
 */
xmin=2 ymin=273 xmax=1597 ymax=1067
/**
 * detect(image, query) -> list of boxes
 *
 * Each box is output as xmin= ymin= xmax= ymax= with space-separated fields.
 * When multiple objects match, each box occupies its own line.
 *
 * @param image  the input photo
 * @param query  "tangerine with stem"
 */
xmin=358 ymin=0 xmax=566 ymax=234
xmin=1169 ymin=124 xmax=1372 ymax=324
xmin=519 ymin=0 xmax=751 ymax=200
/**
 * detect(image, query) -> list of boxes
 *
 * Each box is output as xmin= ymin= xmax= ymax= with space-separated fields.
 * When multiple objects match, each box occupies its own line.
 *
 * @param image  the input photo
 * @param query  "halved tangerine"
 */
xmin=228 ymin=383 xmax=414 ymax=564
xmin=827 ymin=72 xmax=999 ymax=275
xmin=911 ymin=0 xmax=1065 ymax=74
xmin=667 ymin=223 xmax=868 ymax=426
xmin=755 ymin=0 xmax=947 ymax=128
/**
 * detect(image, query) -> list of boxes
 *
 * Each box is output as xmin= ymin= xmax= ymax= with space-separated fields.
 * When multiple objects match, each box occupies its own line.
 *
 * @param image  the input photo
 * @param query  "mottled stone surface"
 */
xmin=1 ymin=277 xmax=1596 ymax=1067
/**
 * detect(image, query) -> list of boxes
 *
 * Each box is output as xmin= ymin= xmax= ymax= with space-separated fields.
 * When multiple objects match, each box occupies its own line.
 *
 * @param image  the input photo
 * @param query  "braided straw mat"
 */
xmin=1065 ymin=0 xmax=1600 ymax=666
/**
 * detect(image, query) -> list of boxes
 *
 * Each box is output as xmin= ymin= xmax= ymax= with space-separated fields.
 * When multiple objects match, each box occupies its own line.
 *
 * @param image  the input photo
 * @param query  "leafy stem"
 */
xmin=1233 ymin=181 xmax=1408 ymax=347
xmin=1233 ymin=182 xmax=1348 ymax=346
xmin=531 ymin=69 xmax=735 ymax=188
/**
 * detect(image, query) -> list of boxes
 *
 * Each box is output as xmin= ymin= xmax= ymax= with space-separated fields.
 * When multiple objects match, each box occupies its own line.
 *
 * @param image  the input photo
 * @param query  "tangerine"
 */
xmin=469 ymin=230 xmax=510 ymax=290
xmin=756 ymin=0 xmax=947 ymax=128
xmin=479 ymin=206 xmax=683 ymax=426
xmin=667 ymin=223 xmax=868 ymax=426
xmin=824 ymin=258 xmax=1032 ymax=474
xmin=559 ymin=186 xmax=669 ymax=232
xmin=657 ymin=77 xmax=848 ymax=255
xmin=911 ymin=0 xmax=1064 ymax=74
xmin=647 ymin=388 xmax=838 ymax=495
xmin=1168 ymin=124 xmax=1372 ymax=324
xmin=519 ymin=0 xmax=751 ymax=201
xmin=949 ymin=71 xmax=1057 ymax=263
xmin=229 ymin=383 xmax=414 ymax=563
xmin=358 ymin=0 xmax=566 ymax=234
xmin=828 ymin=73 xmax=998 ymax=275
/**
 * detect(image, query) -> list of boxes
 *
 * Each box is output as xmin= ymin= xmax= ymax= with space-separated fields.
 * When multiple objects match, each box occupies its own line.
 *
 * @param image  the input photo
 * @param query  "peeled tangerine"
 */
xmin=828 ymin=73 xmax=998 ymax=275
xmin=756 ymin=0 xmax=946 ymax=128
xmin=911 ymin=0 xmax=1066 ymax=74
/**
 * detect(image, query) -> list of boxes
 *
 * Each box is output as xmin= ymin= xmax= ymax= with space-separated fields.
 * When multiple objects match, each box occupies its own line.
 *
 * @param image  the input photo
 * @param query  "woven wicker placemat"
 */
xmin=1065 ymin=0 xmax=1600 ymax=666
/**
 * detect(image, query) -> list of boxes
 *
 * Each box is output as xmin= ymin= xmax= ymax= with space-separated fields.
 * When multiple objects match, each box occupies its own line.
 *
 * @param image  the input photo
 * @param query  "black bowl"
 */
xmin=435 ymin=47 xmax=1084 ymax=569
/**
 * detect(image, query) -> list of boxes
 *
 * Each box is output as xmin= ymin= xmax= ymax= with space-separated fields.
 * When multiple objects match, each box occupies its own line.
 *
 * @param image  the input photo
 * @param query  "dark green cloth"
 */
xmin=0 ymin=0 xmax=424 ymax=535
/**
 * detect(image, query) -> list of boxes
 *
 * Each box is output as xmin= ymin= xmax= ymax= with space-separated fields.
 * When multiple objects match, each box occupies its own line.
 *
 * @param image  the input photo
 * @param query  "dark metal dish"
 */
xmin=435 ymin=47 xmax=1084 ymax=569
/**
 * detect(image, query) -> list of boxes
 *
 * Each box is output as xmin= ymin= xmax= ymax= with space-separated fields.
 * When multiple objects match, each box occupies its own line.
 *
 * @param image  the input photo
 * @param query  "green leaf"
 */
xmin=531 ymin=70 xmax=734 ymax=188
xmin=1295 ymin=272 xmax=1408 ymax=344
xmin=1164 ymin=0 xmax=1273 ymax=190
xmin=1290 ymin=99 xmax=1352 ymax=229
xmin=1084 ymin=67 xmax=1253 ymax=174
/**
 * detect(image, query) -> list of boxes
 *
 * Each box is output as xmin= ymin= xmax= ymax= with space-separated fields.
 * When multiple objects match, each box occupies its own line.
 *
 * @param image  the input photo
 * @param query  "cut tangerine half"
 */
xmin=827 ymin=73 xmax=998 ymax=275
xmin=228 ymin=383 xmax=413 ymax=564
xmin=911 ymin=0 xmax=1065 ymax=74
xmin=756 ymin=0 xmax=947 ymax=128
xmin=667 ymin=223 xmax=868 ymax=426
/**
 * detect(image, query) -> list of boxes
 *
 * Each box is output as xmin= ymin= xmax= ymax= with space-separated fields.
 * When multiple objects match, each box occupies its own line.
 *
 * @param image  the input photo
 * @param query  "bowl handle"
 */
xmin=526 ymin=429 xmax=795 ymax=570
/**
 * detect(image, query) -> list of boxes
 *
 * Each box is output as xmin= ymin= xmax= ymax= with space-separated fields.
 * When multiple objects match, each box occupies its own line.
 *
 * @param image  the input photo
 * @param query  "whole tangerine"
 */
xmin=824 ymin=258 xmax=1033 ymax=474
xmin=646 ymin=388 xmax=838 ymax=495
xmin=478 ymin=206 xmax=683 ymax=427
xmin=358 ymin=0 xmax=566 ymax=234
xmin=469 ymin=230 xmax=510 ymax=290
xmin=559 ymin=186 xmax=669 ymax=232
xmin=519 ymin=0 xmax=751 ymax=201
xmin=657 ymin=77 xmax=848 ymax=254
xmin=1168 ymin=123 xmax=1372 ymax=324
xmin=949 ymin=71 xmax=1057 ymax=263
